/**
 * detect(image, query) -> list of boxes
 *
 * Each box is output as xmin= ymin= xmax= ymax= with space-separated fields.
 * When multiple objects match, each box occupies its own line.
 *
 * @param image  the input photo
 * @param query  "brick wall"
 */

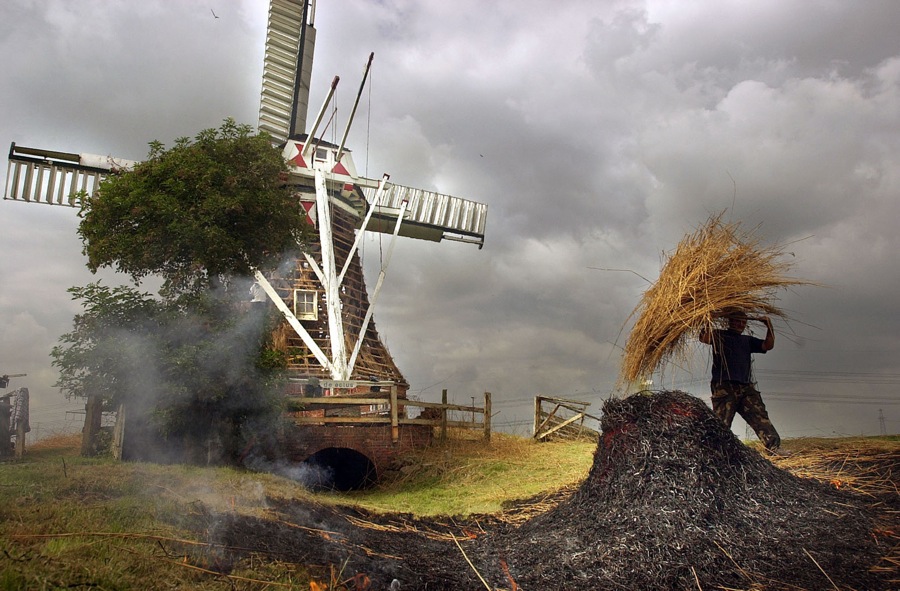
xmin=279 ymin=422 xmax=433 ymax=475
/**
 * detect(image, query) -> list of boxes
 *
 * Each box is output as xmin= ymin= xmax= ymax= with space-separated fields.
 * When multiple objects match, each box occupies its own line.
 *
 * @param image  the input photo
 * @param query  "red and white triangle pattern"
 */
xmin=287 ymin=142 xmax=308 ymax=169
xmin=300 ymin=200 xmax=317 ymax=227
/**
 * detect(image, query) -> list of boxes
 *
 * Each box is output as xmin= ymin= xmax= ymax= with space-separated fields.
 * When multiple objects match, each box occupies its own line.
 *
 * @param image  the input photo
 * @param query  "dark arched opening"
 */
xmin=303 ymin=447 xmax=377 ymax=491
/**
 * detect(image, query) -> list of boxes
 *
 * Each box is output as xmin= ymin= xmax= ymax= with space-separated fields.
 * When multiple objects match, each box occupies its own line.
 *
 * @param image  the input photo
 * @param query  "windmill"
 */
xmin=4 ymin=0 xmax=487 ymax=398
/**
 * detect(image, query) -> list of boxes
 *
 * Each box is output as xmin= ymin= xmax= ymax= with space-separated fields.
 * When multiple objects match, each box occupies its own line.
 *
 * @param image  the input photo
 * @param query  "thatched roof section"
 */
xmin=620 ymin=212 xmax=810 ymax=384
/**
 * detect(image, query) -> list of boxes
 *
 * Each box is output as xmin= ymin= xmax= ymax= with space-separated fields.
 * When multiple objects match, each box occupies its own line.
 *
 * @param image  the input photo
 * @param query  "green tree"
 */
xmin=79 ymin=118 xmax=310 ymax=296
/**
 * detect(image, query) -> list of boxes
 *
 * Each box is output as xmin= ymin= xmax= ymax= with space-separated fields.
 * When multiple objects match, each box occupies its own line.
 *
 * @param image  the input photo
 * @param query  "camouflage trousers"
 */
xmin=710 ymin=382 xmax=781 ymax=451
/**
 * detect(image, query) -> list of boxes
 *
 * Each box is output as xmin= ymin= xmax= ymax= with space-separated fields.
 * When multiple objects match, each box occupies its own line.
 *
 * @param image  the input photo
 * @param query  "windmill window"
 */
xmin=294 ymin=290 xmax=318 ymax=320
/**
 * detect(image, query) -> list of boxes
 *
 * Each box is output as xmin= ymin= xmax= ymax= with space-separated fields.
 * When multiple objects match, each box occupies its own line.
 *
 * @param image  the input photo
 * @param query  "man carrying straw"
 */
xmin=620 ymin=213 xmax=811 ymax=456
xmin=699 ymin=310 xmax=787 ymax=456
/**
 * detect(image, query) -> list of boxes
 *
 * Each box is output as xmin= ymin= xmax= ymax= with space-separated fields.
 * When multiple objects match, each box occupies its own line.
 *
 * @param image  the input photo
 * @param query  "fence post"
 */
xmin=14 ymin=421 xmax=26 ymax=458
xmin=483 ymin=392 xmax=491 ymax=442
xmin=440 ymin=389 xmax=448 ymax=442
xmin=390 ymin=385 xmax=399 ymax=443
xmin=111 ymin=403 xmax=126 ymax=460
xmin=533 ymin=396 xmax=543 ymax=439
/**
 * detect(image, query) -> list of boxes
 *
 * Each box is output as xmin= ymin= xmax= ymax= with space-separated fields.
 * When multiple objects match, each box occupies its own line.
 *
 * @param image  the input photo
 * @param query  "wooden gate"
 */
xmin=533 ymin=396 xmax=599 ymax=441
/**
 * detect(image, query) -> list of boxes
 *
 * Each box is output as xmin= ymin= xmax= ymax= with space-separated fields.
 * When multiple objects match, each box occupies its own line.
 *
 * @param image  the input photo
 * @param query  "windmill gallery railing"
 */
xmin=286 ymin=386 xmax=492 ymax=443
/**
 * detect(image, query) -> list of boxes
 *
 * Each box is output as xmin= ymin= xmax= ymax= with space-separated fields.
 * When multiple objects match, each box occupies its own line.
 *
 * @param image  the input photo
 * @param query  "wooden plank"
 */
xmin=412 ymin=400 xmax=482 ymax=413
xmin=287 ymin=396 xmax=388 ymax=405
xmin=410 ymin=399 xmax=459 ymax=410
xmin=553 ymin=402 xmax=590 ymax=414
xmin=440 ymin=389 xmax=448 ymax=442
xmin=537 ymin=399 xmax=590 ymax=415
xmin=292 ymin=416 xmax=389 ymax=424
xmin=289 ymin=416 xmax=478 ymax=427
xmin=111 ymin=403 xmax=125 ymax=461
xmin=390 ymin=385 xmax=399 ymax=443
xmin=285 ymin=396 xmax=480 ymax=411
xmin=538 ymin=395 xmax=592 ymax=407
xmin=535 ymin=404 xmax=562 ymax=436
xmin=483 ymin=392 xmax=491 ymax=442
xmin=536 ymin=412 xmax=587 ymax=441
xmin=285 ymin=402 xmax=388 ymax=413
xmin=14 ymin=419 xmax=26 ymax=458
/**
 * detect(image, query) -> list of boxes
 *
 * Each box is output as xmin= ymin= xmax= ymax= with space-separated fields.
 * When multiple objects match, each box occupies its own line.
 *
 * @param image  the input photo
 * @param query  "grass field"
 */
xmin=0 ymin=432 xmax=897 ymax=590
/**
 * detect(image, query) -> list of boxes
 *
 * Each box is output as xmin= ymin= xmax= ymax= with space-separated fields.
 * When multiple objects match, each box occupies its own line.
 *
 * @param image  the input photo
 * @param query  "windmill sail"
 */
xmin=258 ymin=0 xmax=316 ymax=144
xmin=361 ymin=182 xmax=488 ymax=246
xmin=4 ymin=143 xmax=135 ymax=206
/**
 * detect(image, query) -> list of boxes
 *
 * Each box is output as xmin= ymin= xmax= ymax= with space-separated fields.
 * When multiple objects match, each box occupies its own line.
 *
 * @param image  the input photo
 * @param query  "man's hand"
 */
xmin=756 ymin=316 xmax=775 ymax=350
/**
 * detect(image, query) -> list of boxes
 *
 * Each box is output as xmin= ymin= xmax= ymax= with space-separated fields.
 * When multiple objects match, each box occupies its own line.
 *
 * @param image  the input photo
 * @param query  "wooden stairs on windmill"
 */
xmin=533 ymin=395 xmax=600 ymax=442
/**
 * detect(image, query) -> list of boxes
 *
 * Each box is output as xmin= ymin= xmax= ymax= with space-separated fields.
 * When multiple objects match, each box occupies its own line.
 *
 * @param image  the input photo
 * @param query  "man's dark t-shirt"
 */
xmin=710 ymin=329 xmax=766 ymax=384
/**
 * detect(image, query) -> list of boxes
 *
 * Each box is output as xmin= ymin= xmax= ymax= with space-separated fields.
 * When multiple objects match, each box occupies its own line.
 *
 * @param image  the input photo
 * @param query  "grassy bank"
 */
xmin=0 ymin=433 xmax=594 ymax=590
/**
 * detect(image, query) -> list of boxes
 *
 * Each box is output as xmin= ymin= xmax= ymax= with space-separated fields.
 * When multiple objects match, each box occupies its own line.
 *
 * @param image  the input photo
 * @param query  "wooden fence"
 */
xmin=286 ymin=386 xmax=492 ymax=443
xmin=533 ymin=395 xmax=600 ymax=441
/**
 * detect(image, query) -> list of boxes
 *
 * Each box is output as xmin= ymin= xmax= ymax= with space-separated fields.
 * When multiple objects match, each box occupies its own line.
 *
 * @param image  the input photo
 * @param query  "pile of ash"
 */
xmin=478 ymin=390 xmax=890 ymax=590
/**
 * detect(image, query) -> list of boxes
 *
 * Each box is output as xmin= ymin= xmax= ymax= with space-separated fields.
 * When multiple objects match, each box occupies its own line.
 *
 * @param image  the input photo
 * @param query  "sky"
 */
xmin=2 ymin=0 xmax=899 ymax=442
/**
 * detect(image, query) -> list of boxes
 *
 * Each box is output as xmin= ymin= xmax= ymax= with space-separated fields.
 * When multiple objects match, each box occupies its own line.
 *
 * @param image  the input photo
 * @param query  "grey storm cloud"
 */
xmin=2 ymin=0 xmax=899 ymax=439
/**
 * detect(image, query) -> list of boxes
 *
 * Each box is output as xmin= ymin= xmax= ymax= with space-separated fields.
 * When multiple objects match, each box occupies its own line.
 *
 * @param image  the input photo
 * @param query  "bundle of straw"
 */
xmin=619 ymin=212 xmax=809 ymax=385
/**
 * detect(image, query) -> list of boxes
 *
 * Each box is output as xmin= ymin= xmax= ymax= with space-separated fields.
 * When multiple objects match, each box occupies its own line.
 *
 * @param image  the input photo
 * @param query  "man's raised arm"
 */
xmin=755 ymin=316 xmax=775 ymax=351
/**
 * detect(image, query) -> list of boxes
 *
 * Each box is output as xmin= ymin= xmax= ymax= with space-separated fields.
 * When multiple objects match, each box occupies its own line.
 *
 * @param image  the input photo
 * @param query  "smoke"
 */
xmin=54 ymin=276 xmax=285 ymax=465
xmin=242 ymin=451 xmax=336 ymax=490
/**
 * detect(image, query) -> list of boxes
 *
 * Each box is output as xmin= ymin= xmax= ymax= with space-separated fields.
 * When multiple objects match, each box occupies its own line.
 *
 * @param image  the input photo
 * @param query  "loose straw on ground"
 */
xmin=620 ymin=211 xmax=811 ymax=385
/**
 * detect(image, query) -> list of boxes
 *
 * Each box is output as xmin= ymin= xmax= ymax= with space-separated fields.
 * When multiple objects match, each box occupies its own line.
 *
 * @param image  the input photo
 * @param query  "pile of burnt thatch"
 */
xmin=201 ymin=391 xmax=893 ymax=590
xmin=477 ymin=390 xmax=891 ymax=590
